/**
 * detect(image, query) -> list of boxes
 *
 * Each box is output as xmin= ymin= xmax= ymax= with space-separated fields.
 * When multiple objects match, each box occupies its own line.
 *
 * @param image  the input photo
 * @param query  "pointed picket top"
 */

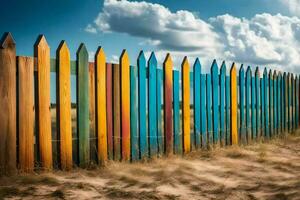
xmin=273 ymin=70 xmax=277 ymax=79
xmin=35 ymin=35 xmax=49 ymax=49
xmin=211 ymin=59 xmax=218 ymax=74
xmin=0 ymin=32 xmax=15 ymax=49
xmin=182 ymin=56 xmax=189 ymax=70
xmin=76 ymin=43 xmax=88 ymax=56
xmin=230 ymin=62 xmax=237 ymax=75
xmin=246 ymin=66 xmax=252 ymax=76
xmin=239 ymin=64 xmax=244 ymax=75
xmin=255 ymin=67 xmax=260 ymax=77
xmin=95 ymin=46 xmax=106 ymax=63
xmin=164 ymin=53 xmax=173 ymax=68
xmin=120 ymin=49 xmax=129 ymax=67
xmin=263 ymin=67 xmax=268 ymax=77
xmin=57 ymin=40 xmax=70 ymax=56
xmin=137 ymin=50 xmax=146 ymax=63
xmin=269 ymin=69 xmax=273 ymax=79
xmin=220 ymin=61 xmax=226 ymax=74
xmin=193 ymin=58 xmax=201 ymax=72
xmin=148 ymin=51 xmax=157 ymax=66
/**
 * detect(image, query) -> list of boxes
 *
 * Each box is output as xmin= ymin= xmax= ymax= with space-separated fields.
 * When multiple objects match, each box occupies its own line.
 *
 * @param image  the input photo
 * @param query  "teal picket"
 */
xmin=239 ymin=65 xmax=246 ymax=144
xmin=283 ymin=73 xmax=287 ymax=131
xmin=130 ymin=65 xmax=139 ymax=161
xmin=291 ymin=74 xmax=294 ymax=131
xmin=288 ymin=73 xmax=291 ymax=132
xmin=206 ymin=74 xmax=213 ymax=146
xmin=246 ymin=67 xmax=251 ymax=142
xmin=269 ymin=70 xmax=273 ymax=137
xmin=273 ymin=72 xmax=277 ymax=135
xmin=193 ymin=59 xmax=201 ymax=148
xmin=201 ymin=74 xmax=207 ymax=148
xmin=225 ymin=75 xmax=231 ymax=145
xmin=255 ymin=68 xmax=260 ymax=139
xmin=263 ymin=68 xmax=269 ymax=139
xmin=173 ymin=70 xmax=181 ymax=154
xmin=211 ymin=60 xmax=219 ymax=145
xmin=148 ymin=52 xmax=158 ymax=157
xmin=278 ymin=73 xmax=282 ymax=133
xmin=251 ymin=74 xmax=256 ymax=140
xmin=137 ymin=51 xmax=147 ymax=159
xmin=296 ymin=76 xmax=299 ymax=128
xmin=261 ymin=76 xmax=265 ymax=138
xmin=157 ymin=68 xmax=163 ymax=155
xmin=220 ymin=62 xmax=226 ymax=146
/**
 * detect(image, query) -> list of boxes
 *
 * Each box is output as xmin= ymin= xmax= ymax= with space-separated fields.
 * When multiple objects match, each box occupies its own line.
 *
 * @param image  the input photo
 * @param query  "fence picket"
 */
xmin=269 ymin=70 xmax=273 ymax=137
xmin=206 ymin=74 xmax=213 ymax=146
xmin=225 ymin=75 xmax=231 ymax=145
xmin=137 ymin=51 xmax=147 ymax=159
xmin=239 ymin=65 xmax=246 ymax=144
xmin=263 ymin=68 xmax=269 ymax=139
xmin=211 ymin=60 xmax=219 ymax=145
xmin=246 ymin=67 xmax=251 ymax=143
xmin=201 ymin=74 xmax=207 ymax=148
xmin=193 ymin=58 xmax=201 ymax=149
xmin=106 ymin=63 xmax=114 ymax=160
xmin=220 ymin=62 xmax=226 ymax=146
xmin=255 ymin=68 xmax=261 ymax=139
xmin=296 ymin=76 xmax=299 ymax=128
xmin=163 ymin=54 xmax=173 ymax=155
xmin=260 ymin=76 xmax=265 ymax=139
xmin=182 ymin=57 xmax=191 ymax=153
xmin=57 ymin=41 xmax=72 ymax=170
xmin=157 ymin=69 xmax=164 ymax=155
xmin=273 ymin=71 xmax=278 ymax=135
xmin=113 ymin=63 xmax=121 ymax=160
xmin=230 ymin=63 xmax=238 ymax=145
xmin=173 ymin=70 xmax=181 ymax=154
xmin=251 ymin=73 xmax=256 ymax=140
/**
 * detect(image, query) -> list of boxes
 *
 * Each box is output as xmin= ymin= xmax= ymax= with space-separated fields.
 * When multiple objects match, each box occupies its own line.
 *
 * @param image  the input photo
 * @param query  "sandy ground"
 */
xmin=0 ymin=133 xmax=299 ymax=200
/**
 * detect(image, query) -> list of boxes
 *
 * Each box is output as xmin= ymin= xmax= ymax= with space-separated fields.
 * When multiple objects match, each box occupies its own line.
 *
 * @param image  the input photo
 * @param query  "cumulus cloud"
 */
xmin=85 ymin=24 xmax=97 ymax=34
xmin=280 ymin=0 xmax=300 ymax=17
xmin=86 ymin=0 xmax=300 ymax=73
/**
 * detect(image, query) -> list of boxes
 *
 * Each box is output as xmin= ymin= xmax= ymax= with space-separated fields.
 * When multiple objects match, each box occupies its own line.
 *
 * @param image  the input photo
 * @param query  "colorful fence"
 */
xmin=0 ymin=32 xmax=299 ymax=174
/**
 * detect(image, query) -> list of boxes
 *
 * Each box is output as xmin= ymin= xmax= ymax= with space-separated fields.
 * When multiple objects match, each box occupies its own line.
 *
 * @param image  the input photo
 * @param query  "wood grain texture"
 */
xmin=76 ymin=43 xmax=90 ymax=167
xmin=211 ymin=60 xmax=219 ymax=145
xmin=156 ymin=69 xmax=164 ymax=155
xmin=193 ymin=59 xmax=201 ymax=149
xmin=89 ymin=63 xmax=96 ymax=163
xmin=230 ymin=63 xmax=238 ymax=145
xmin=95 ymin=47 xmax=108 ymax=164
xmin=163 ymin=54 xmax=173 ymax=155
xmin=57 ymin=41 xmax=72 ymax=170
xmin=113 ymin=64 xmax=121 ymax=161
xmin=18 ymin=56 xmax=34 ymax=173
xmin=106 ymin=63 xmax=113 ymax=160
xmin=173 ymin=70 xmax=181 ymax=154
xmin=34 ymin=35 xmax=52 ymax=170
xmin=137 ymin=52 xmax=148 ymax=159
xmin=239 ymin=65 xmax=246 ymax=144
xmin=220 ymin=62 xmax=226 ymax=146
xmin=148 ymin=52 xmax=158 ymax=157
xmin=246 ymin=67 xmax=251 ymax=143
xmin=120 ymin=50 xmax=131 ymax=161
xmin=182 ymin=57 xmax=190 ymax=153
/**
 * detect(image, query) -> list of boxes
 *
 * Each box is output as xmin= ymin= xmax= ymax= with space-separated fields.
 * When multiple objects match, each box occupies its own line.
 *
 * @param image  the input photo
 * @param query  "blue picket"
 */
xmin=255 ymin=67 xmax=260 ymax=139
xmin=193 ymin=59 xmax=201 ymax=149
xmin=211 ymin=60 xmax=219 ymax=145
xmin=263 ymin=68 xmax=269 ymax=139
xmin=137 ymin=51 xmax=147 ymax=159
xmin=261 ymin=76 xmax=265 ymax=138
xmin=200 ymin=74 xmax=207 ymax=148
xmin=251 ymin=75 xmax=256 ymax=140
xmin=157 ymin=68 xmax=163 ymax=155
xmin=130 ymin=65 xmax=139 ymax=161
xmin=239 ymin=65 xmax=246 ymax=144
xmin=225 ymin=75 xmax=231 ymax=145
xmin=206 ymin=74 xmax=213 ymax=146
xmin=220 ymin=62 xmax=226 ymax=146
xmin=273 ymin=72 xmax=277 ymax=135
xmin=173 ymin=70 xmax=181 ymax=154
xmin=148 ymin=52 xmax=158 ymax=157
xmin=246 ymin=67 xmax=251 ymax=143
xmin=269 ymin=70 xmax=273 ymax=137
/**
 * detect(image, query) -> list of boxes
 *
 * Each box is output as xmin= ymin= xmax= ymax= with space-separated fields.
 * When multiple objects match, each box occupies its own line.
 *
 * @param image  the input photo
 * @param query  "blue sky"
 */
xmin=1 ymin=0 xmax=300 ymax=102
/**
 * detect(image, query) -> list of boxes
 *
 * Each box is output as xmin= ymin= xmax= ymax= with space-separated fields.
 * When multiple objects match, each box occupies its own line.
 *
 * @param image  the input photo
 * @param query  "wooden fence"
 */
xmin=0 ymin=32 xmax=299 ymax=174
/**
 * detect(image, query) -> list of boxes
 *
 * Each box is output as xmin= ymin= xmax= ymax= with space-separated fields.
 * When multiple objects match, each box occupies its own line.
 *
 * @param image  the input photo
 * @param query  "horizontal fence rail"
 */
xmin=0 ymin=32 xmax=299 ymax=174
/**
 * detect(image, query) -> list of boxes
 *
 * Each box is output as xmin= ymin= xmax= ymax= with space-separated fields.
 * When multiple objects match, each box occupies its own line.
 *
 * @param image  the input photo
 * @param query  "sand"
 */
xmin=0 ymin=133 xmax=299 ymax=200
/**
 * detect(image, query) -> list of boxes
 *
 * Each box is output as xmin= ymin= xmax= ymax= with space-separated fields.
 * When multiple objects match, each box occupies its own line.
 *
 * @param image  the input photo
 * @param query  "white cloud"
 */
xmin=280 ymin=0 xmax=300 ymax=16
xmin=85 ymin=24 xmax=97 ymax=34
xmin=86 ymin=0 xmax=300 ymax=73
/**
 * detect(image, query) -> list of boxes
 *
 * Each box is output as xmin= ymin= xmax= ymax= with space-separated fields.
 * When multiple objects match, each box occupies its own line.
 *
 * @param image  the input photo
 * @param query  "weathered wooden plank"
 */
xmin=206 ymin=74 xmax=213 ymax=146
xmin=148 ymin=52 xmax=158 ymax=157
xmin=157 ymin=69 xmax=163 ymax=155
xmin=113 ymin=64 xmax=121 ymax=160
xmin=130 ymin=65 xmax=139 ymax=161
xmin=95 ymin=47 xmax=107 ymax=164
xmin=137 ymin=51 xmax=147 ymax=159
xmin=163 ymin=54 xmax=173 ymax=155
xmin=283 ymin=73 xmax=287 ymax=132
xmin=269 ymin=70 xmax=273 ymax=137
xmin=255 ymin=68 xmax=261 ymax=139
xmin=239 ymin=65 xmax=246 ymax=144
xmin=230 ymin=63 xmax=238 ymax=145
xmin=76 ymin=44 xmax=90 ymax=167
xmin=193 ymin=58 xmax=201 ymax=149
xmin=251 ymin=74 xmax=256 ymax=140
xmin=273 ymin=71 xmax=277 ymax=135
xmin=201 ymin=74 xmax=207 ymax=148
xmin=120 ymin=50 xmax=131 ymax=161
xmin=211 ymin=60 xmax=219 ymax=145
xmin=225 ymin=75 xmax=231 ymax=145
xmin=288 ymin=73 xmax=291 ymax=132
xmin=260 ymin=77 xmax=265 ymax=139
xmin=263 ymin=68 xmax=269 ymax=139
xmin=89 ymin=62 xmax=96 ymax=163
xmin=57 ymin=41 xmax=72 ymax=170
xmin=296 ymin=76 xmax=299 ymax=128
xmin=220 ymin=62 xmax=226 ymax=146
xmin=18 ymin=56 xmax=34 ymax=173
xmin=277 ymin=73 xmax=282 ymax=134
xmin=291 ymin=74 xmax=294 ymax=131
xmin=34 ymin=35 xmax=52 ymax=170
xmin=106 ymin=63 xmax=114 ymax=160
xmin=246 ymin=67 xmax=251 ymax=143
xmin=173 ymin=70 xmax=181 ymax=154
xmin=182 ymin=57 xmax=190 ymax=153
